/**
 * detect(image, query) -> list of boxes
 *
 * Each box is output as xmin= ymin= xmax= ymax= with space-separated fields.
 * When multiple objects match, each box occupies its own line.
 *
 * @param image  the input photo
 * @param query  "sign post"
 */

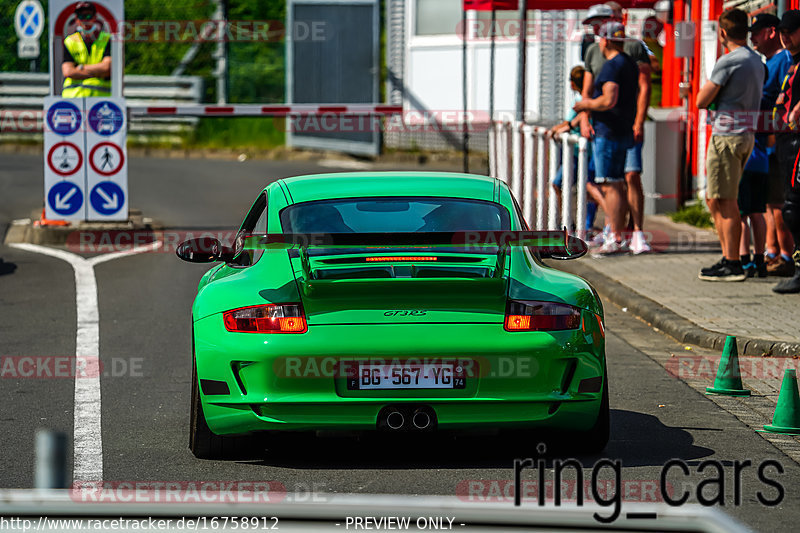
xmin=44 ymin=0 xmax=126 ymax=222
xmin=85 ymin=97 xmax=128 ymax=221
xmin=44 ymin=97 xmax=86 ymax=220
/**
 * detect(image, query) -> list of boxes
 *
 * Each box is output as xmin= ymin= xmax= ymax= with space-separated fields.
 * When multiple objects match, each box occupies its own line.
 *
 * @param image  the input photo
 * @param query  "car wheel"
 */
xmin=579 ymin=366 xmax=610 ymax=453
xmin=189 ymin=355 xmax=259 ymax=460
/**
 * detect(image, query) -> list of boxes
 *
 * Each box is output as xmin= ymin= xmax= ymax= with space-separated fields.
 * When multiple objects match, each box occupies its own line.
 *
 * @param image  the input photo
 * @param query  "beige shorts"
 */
xmin=706 ymin=133 xmax=755 ymax=200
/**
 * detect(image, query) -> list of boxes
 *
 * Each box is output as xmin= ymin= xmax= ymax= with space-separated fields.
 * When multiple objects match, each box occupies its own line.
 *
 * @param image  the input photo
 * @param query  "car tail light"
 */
xmin=504 ymin=301 xmax=581 ymax=332
xmin=223 ymin=304 xmax=307 ymax=333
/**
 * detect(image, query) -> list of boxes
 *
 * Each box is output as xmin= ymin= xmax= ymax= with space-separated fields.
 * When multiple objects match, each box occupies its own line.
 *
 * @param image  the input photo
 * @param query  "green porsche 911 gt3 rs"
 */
xmin=177 ymin=172 xmax=607 ymax=459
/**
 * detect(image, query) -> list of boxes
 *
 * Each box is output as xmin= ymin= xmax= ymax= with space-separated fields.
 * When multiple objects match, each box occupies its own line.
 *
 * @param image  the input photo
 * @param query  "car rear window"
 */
xmin=279 ymin=197 xmax=510 ymax=233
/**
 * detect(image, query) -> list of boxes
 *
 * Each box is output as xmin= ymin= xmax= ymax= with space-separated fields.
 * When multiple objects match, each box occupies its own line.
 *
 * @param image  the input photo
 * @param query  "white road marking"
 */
xmin=10 ymin=241 xmax=162 ymax=483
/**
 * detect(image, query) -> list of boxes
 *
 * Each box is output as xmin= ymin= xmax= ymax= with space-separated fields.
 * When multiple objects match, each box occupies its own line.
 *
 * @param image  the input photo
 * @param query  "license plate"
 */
xmin=347 ymin=362 xmax=466 ymax=390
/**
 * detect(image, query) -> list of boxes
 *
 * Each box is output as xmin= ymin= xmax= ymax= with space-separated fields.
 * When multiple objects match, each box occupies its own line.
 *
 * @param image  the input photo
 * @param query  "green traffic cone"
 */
xmin=763 ymin=369 xmax=800 ymax=435
xmin=706 ymin=336 xmax=750 ymax=396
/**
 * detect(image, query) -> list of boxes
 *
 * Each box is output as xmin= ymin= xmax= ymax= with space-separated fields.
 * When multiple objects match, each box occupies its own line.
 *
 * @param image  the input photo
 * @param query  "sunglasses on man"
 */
xmin=76 ymin=10 xmax=95 ymax=21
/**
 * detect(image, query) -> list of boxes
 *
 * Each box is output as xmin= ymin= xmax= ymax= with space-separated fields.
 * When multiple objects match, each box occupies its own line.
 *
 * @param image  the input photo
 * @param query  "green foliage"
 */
xmin=669 ymin=203 xmax=714 ymax=229
xmin=0 ymin=0 xmax=50 ymax=72
xmin=0 ymin=0 xmax=286 ymax=103
xmin=188 ymin=117 xmax=285 ymax=149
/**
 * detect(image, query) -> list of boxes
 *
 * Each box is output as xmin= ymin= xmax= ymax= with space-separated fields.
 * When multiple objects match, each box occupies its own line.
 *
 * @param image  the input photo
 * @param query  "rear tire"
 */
xmin=189 ymin=356 xmax=259 ymax=460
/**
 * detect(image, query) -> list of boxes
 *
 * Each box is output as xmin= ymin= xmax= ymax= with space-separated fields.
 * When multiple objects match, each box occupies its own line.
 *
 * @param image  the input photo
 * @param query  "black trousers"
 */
xmin=776 ymin=134 xmax=800 ymax=250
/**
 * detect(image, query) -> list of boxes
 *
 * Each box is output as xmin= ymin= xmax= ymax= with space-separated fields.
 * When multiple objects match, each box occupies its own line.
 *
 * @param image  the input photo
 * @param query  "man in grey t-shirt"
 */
xmin=706 ymin=47 xmax=765 ymax=134
xmin=696 ymin=8 xmax=765 ymax=281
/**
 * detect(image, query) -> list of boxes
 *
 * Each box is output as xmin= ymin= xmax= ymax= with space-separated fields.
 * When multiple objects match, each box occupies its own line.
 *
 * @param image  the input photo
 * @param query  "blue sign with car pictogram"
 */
xmin=46 ymin=101 xmax=82 ymax=136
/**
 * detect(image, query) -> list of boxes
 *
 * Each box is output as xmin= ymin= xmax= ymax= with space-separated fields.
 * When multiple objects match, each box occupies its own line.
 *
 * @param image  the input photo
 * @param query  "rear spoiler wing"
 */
xmin=243 ymin=230 xmax=587 ymax=258
xmin=176 ymin=230 xmax=587 ymax=265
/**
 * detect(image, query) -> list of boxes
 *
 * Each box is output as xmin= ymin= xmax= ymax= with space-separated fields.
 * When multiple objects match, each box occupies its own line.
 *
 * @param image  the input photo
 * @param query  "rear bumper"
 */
xmin=193 ymin=315 xmax=606 ymax=435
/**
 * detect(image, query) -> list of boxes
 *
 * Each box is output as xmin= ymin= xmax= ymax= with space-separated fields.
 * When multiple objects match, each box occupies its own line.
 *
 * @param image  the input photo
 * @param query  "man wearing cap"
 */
xmin=61 ymin=2 xmax=112 ymax=98
xmin=573 ymin=21 xmax=639 ymax=255
xmin=580 ymin=3 xmax=653 ymax=255
xmin=771 ymin=10 xmax=800 ymax=292
xmin=748 ymin=14 xmax=794 ymax=278
xmin=696 ymin=8 xmax=764 ymax=281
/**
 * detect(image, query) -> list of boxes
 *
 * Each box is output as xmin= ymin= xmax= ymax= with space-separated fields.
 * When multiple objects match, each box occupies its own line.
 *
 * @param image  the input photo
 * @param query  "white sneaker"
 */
xmin=592 ymin=237 xmax=624 ymax=256
xmin=630 ymin=230 xmax=651 ymax=255
xmin=590 ymin=225 xmax=610 ymax=247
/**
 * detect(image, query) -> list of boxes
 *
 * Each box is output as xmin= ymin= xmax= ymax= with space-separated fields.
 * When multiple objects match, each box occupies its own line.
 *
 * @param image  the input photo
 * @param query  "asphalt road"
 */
xmin=1 ymin=154 xmax=799 ymax=531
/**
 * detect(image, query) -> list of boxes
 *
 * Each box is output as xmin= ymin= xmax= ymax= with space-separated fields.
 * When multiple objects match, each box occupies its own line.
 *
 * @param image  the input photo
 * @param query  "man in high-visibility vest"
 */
xmin=61 ymin=2 xmax=111 ymax=98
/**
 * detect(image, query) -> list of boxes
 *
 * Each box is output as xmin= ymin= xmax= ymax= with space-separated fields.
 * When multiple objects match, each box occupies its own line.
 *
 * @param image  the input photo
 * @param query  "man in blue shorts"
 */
xmin=574 ymin=21 xmax=639 ymax=255
xmin=580 ymin=3 xmax=653 ymax=254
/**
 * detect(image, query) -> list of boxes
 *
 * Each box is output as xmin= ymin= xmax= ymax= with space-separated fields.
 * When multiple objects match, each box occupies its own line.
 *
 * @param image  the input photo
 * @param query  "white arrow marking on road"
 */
xmin=10 ymin=241 xmax=163 ymax=483
xmin=96 ymin=188 xmax=118 ymax=210
xmin=55 ymin=187 xmax=77 ymax=210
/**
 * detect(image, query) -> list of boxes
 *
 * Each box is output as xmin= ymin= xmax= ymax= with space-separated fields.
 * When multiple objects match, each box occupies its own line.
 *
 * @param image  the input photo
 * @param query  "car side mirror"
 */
xmin=540 ymin=235 xmax=588 ymax=260
xmin=176 ymin=237 xmax=237 ymax=263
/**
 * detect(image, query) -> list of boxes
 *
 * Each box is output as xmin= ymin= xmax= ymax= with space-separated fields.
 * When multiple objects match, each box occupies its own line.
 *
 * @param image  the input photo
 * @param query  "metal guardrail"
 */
xmin=490 ymin=121 xmax=590 ymax=240
xmin=0 ymin=72 xmax=204 ymax=143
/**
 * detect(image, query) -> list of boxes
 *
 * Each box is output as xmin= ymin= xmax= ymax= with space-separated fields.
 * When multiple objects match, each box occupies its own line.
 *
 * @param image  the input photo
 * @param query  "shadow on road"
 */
xmin=240 ymin=410 xmax=712 ymax=470
xmin=0 ymin=259 xmax=17 ymax=276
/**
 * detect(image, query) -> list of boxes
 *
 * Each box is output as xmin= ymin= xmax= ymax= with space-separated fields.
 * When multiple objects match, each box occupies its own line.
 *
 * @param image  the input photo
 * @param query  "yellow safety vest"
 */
xmin=62 ymin=31 xmax=111 ymax=98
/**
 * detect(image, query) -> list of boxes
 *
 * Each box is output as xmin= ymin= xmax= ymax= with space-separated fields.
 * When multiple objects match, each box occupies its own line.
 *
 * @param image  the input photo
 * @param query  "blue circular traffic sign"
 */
xmin=90 ymin=182 xmax=125 ymax=216
xmin=88 ymin=102 xmax=124 ymax=136
xmin=46 ymin=101 xmax=82 ymax=136
xmin=47 ymin=182 xmax=83 ymax=216
xmin=14 ymin=1 xmax=44 ymax=39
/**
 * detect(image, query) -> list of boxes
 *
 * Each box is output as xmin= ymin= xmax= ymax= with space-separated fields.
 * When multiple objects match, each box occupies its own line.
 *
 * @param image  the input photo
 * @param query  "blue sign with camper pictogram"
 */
xmin=46 ymin=101 xmax=82 ymax=136
xmin=88 ymin=101 xmax=124 ymax=136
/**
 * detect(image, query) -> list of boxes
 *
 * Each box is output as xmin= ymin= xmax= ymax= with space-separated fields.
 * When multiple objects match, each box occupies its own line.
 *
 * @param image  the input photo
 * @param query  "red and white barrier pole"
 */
xmin=127 ymin=104 xmax=403 ymax=117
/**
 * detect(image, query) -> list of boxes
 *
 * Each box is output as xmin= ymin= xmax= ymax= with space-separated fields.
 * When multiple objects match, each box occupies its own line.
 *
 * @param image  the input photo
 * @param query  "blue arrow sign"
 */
xmin=48 ymin=182 xmax=83 ymax=216
xmin=90 ymin=182 xmax=125 ymax=216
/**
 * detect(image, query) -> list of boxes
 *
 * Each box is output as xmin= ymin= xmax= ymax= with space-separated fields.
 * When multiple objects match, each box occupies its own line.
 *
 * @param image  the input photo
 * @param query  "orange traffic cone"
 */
xmin=36 ymin=207 xmax=70 ymax=227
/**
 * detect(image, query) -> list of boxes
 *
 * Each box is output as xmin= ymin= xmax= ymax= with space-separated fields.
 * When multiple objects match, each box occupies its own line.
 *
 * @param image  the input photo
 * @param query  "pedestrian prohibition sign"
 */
xmin=47 ymin=141 xmax=83 ymax=176
xmin=48 ymin=181 xmax=83 ymax=216
xmin=89 ymin=142 xmax=124 ymax=176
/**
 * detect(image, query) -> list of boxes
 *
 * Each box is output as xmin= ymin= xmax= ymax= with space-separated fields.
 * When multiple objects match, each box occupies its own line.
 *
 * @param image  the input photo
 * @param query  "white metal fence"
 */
xmin=489 ymin=121 xmax=589 ymax=240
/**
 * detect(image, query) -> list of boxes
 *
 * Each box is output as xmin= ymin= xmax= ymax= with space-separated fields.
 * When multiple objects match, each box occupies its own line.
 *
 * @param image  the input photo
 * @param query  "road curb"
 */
xmin=3 ymin=209 xmax=158 ymax=247
xmin=555 ymin=259 xmax=800 ymax=358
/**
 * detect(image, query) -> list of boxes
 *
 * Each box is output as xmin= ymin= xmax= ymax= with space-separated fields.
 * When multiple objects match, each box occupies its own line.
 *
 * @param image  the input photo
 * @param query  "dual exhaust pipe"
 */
xmin=378 ymin=405 xmax=436 ymax=431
